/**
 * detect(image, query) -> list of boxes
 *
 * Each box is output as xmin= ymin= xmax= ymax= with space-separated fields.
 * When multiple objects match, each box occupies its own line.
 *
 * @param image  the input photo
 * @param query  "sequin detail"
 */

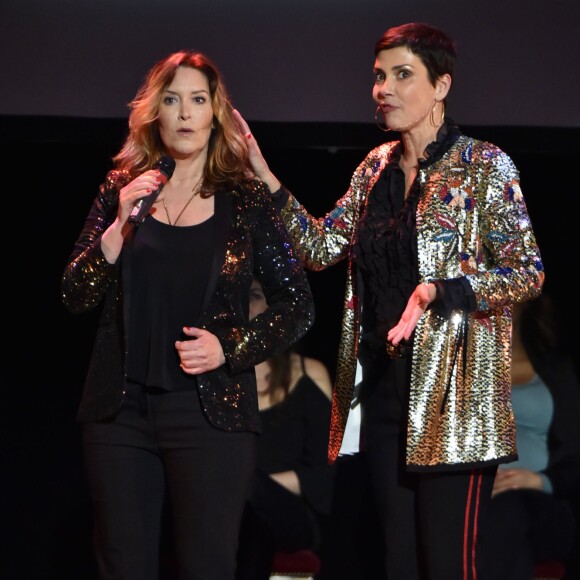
xmin=62 ymin=174 xmax=315 ymax=431
xmin=280 ymin=135 xmax=544 ymax=468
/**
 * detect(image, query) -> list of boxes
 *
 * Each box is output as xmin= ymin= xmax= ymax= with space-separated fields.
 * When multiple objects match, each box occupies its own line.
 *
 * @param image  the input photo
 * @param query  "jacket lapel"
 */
xmin=199 ymin=189 xmax=232 ymax=316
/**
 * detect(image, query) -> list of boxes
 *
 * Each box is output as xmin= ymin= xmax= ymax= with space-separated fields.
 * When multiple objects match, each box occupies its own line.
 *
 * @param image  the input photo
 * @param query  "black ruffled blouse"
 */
xmin=355 ymin=119 xmax=462 ymax=352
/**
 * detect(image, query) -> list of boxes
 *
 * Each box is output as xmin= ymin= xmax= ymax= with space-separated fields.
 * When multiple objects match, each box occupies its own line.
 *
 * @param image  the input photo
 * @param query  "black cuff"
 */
xmin=430 ymin=278 xmax=476 ymax=317
xmin=270 ymin=185 xmax=284 ymax=199
xmin=271 ymin=185 xmax=290 ymax=212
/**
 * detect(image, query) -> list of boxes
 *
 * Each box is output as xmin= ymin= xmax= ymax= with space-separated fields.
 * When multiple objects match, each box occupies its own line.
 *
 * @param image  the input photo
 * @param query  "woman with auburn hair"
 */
xmin=62 ymin=50 xmax=314 ymax=580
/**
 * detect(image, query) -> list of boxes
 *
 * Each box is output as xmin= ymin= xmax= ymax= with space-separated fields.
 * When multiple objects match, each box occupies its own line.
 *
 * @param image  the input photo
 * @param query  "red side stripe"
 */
xmin=463 ymin=470 xmax=484 ymax=579
xmin=463 ymin=471 xmax=475 ymax=579
xmin=471 ymin=471 xmax=483 ymax=579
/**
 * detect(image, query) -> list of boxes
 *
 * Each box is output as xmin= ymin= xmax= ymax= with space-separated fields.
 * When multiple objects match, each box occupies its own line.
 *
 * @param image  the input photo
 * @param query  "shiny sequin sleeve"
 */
xmin=278 ymin=148 xmax=395 ymax=271
xmin=61 ymin=170 xmax=131 ymax=314
xmin=203 ymin=180 xmax=315 ymax=374
xmin=463 ymin=141 xmax=544 ymax=307
xmin=417 ymin=136 xmax=544 ymax=309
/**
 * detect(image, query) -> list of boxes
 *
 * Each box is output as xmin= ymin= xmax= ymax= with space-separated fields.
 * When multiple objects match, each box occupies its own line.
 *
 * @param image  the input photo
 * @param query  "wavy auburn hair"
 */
xmin=113 ymin=51 xmax=250 ymax=190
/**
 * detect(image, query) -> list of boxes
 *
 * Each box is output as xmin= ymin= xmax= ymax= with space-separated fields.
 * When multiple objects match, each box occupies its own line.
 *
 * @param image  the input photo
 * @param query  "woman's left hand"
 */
xmin=175 ymin=327 xmax=226 ymax=374
xmin=387 ymin=283 xmax=437 ymax=344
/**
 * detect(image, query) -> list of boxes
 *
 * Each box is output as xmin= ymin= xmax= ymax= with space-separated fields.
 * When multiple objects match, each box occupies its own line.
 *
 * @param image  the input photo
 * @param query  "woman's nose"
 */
xmin=179 ymin=108 xmax=191 ymax=120
xmin=379 ymin=80 xmax=393 ymax=97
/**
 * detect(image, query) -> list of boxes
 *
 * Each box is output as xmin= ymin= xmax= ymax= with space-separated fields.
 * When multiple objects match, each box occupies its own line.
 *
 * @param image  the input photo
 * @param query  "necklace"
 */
xmin=162 ymin=177 xmax=203 ymax=226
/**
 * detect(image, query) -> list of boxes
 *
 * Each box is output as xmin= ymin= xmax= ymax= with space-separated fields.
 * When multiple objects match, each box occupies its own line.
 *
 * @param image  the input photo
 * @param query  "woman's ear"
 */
xmin=436 ymin=73 xmax=452 ymax=101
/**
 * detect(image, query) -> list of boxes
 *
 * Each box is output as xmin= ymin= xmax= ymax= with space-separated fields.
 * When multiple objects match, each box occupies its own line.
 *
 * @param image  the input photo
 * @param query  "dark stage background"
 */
xmin=2 ymin=0 xmax=580 ymax=128
xmin=2 ymin=114 xmax=579 ymax=579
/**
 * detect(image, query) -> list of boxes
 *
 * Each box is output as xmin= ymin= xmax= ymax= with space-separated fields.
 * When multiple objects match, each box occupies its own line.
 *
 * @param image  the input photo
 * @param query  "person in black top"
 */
xmin=61 ymin=51 xmax=314 ymax=580
xmin=236 ymin=279 xmax=334 ymax=580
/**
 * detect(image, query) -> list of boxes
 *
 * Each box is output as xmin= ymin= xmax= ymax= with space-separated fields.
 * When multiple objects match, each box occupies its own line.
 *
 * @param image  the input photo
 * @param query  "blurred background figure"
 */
xmin=236 ymin=278 xmax=335 ymax=580
xmin=479 ymin=293 xmax=580 ymax=579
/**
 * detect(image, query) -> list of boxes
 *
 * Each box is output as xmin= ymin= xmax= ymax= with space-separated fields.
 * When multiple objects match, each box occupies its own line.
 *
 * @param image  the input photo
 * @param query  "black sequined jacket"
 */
xmin=61 ymin=170 xmax=315 ymax=432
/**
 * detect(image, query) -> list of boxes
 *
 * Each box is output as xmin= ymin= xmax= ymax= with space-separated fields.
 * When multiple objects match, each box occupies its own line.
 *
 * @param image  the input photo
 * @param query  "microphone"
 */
xmin=128 ymin=156 xmax=176 ymax=227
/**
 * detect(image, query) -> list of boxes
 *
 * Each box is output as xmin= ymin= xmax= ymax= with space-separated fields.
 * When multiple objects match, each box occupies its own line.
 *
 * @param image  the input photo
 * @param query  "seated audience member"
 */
xmin=236 ymin=279 xmax=335 ymax=580
xmin=480 ymin=293 xmax=580 ymax=579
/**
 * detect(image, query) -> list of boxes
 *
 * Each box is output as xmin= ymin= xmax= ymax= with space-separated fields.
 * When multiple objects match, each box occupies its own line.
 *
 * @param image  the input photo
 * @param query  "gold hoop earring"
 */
xmin=374 ymin=105 xmax=390 ymax=132
xmin=430 ymin=102 xmax=445 ymax=128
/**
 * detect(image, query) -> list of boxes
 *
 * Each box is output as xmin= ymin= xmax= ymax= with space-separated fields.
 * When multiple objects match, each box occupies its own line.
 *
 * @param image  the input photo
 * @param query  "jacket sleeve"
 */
xmin=463 ymin=144 xmax=545 ymax=310
xmin=61 ymin=170 xmax=130 ymax=314
xmin=216 ymin=181 xmax=315 ymax=373
xmin=273 ymin=148 xmax=388 ymax=272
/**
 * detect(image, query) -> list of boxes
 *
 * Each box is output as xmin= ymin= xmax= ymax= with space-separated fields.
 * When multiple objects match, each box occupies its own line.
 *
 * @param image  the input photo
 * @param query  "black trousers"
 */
xmin=362 ymin=356 xmax=497 ymax=580
xmin=83 ymin=381 xmax=257 ymax=580
xmin=479 ymin=488 xmax=576 ymax=580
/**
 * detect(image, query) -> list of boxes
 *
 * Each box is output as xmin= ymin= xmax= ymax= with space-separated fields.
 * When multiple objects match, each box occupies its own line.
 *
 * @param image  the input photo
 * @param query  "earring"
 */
xmin=374 ymin=105 xmax=390 ymax=132
xmin=430 ymin=102 xmax=445 ymax=128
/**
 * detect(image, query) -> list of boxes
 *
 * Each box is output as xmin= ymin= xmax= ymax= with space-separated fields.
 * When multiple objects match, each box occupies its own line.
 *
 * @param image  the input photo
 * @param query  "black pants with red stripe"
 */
xmin=361 ymin=355 xmax=497 ymax=580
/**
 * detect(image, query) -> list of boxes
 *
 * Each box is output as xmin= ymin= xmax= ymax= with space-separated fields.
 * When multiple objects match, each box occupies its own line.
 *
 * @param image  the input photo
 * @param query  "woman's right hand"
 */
xmin=387 ymin=283 xmax=437 ymax=344
xmin=233 ymin=109 xmax=281 ymax=193
xmin=117 ymin=170 xmax=162 ymax=224
xmin=101 ymin=170 xmax=162 ymax=264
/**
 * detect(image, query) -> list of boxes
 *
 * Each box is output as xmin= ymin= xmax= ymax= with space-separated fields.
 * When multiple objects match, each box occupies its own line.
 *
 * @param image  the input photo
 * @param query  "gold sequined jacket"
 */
xmin=62 ymin=171 xmax=315 ymax=432
xmin=278 ymin=135 xmax=544 ymax=469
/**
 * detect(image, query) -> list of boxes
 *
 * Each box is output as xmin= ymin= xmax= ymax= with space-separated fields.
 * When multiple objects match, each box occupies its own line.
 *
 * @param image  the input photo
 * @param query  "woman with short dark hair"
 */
xmin=236 ymin=21 xmax=545 ymax=579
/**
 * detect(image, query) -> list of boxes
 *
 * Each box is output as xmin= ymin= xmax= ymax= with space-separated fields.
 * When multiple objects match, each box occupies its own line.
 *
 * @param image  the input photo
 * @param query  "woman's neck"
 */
xmin=255 ymin=360 xmax=276 ymax=410
xmin=256 ymin=354 xmax=300 ymax=411
xmin=255 ymin=360 xmax=271 ymax=395
xmin=400 ymin=125 xmax=439 ymax=165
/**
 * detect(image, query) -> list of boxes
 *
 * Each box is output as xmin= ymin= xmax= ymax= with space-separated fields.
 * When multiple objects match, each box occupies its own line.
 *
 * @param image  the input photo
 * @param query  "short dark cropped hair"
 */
xmin=375 ymin=22 xmax=456 ymax=86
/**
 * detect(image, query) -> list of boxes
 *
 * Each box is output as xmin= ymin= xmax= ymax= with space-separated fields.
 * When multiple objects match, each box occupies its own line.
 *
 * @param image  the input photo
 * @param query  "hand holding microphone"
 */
xmin=128 ymin=156 xmax=176 ymax=227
